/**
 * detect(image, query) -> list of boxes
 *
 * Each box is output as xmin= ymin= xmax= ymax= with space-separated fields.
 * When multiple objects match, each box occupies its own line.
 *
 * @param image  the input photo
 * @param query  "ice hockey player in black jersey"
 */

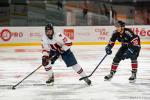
xmin=104 ymin=20 xmax=141 ymax=83
xmin=41 ymin=23 xmax=91 ymax=85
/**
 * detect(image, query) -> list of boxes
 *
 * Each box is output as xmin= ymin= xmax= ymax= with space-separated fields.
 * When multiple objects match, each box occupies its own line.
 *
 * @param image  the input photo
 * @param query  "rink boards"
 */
xmin=0 ymin=25 xmax=150 ymax=46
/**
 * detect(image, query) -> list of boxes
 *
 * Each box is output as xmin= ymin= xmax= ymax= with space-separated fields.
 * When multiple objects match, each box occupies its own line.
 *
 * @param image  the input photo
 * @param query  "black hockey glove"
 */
xmin=122 ymin=48 xmax=134 ymax=60
xmin=105 ymin=46 xmax=112 ymax=55
xmin=42 ymin=56 xmax=49 ymax=66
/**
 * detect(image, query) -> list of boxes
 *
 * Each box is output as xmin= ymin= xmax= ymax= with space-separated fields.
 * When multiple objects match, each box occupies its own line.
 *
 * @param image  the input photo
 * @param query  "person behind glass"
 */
xmin=41 ymin=23 xmax=91 ymax=85
xmin=104 ymin=20 xmax=141 ymax=83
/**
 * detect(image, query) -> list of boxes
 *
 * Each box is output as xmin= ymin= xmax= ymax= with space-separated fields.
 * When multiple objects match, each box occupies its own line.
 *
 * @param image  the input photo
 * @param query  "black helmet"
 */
xmin=115 ymin=20 xmax=125 ymax=27
xmin=45 ymin=23 xmax=54 ymax=40
xmin=45 ymin=23 xmax=53 ymax=31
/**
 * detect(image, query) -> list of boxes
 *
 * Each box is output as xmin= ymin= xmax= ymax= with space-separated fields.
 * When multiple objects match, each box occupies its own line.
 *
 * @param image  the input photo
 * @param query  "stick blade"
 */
xmin=79 ymin=76 xmax=88 ymax=81
xmin=12 ymin=86 xmax=16 ymax=90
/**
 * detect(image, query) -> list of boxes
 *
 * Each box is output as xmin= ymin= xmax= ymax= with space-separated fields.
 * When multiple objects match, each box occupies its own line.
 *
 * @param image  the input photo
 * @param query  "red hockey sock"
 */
xmin=111 ymin=63 xmax=118 ymax=71
xmin=111 ymin=64 xmax=118 ymax=71
xmin=131 ymin=63 xmax=138 ymax=70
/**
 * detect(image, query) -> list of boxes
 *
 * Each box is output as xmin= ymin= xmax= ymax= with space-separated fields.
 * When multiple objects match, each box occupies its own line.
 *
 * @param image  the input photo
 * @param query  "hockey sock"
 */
xmin=71 ymin=64 xmax=86 ymax=78
xmin=44 ymin=65 xmax=53 ymax=78
xmin=111 ymin=62 xmax=119 ymax=72
xmin=131 ymin=60 xmax=138 ymax=71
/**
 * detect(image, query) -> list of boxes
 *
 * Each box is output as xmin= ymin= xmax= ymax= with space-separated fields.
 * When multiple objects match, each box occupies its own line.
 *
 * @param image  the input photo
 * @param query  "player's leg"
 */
xmin=104 ymin=60 xmax=119 ymax=81
xmin=61 ymin=49 xmax=91 ymax=85
xmin=129 ymin=49 xmax=140 ymax=83
xmin=44 ymin=63 xmax=54 ymax=85
xmin=129 ymin=57 xmax=138 ymax=83
xmin=44 ymin=50 xmax=59 ymax=85
xmin=104 ymin=46 xmax=126 ymax=81
xmin=71 ymin=64 xmax=91 ymax=85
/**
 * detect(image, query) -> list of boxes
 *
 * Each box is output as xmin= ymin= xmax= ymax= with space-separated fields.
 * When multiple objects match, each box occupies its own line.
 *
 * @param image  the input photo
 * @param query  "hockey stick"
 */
xmin=79 ymin=54 xmax=107 ymax=81
xmin=12 ymin=65 xmax=43 ymax=89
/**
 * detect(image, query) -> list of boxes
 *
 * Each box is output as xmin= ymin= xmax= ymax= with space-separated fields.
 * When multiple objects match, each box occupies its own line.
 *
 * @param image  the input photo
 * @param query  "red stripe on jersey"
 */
xmin=131 ymin=37 xmax=140 ymax=47
xmin=109 ymin=41 xmax=115 ymax=47
xmin=50 ymin=44 xmax=56 ymax=50
xmin=65 ymin=42 xmax=72 ymax=46
xmin=50 ymin=44 xmax=61 ymax=51
xmin=55 ymin=43 xmax=61 ymax=49
xmin=42 ymin=50 xmax=49 ymax=53
xmin=53 ymin=45 xmax=58 ymax=50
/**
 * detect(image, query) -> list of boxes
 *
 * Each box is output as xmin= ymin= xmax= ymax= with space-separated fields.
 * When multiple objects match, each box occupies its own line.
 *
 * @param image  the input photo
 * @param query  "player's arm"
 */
xmin=105 ymin=31 xmax=117 ymax=55
xmin=130 ymin=35 xmax=141 ymax=49
xmin=126 ymin=35 xmax=141 ymax=56
xmin=126 ymin=29 xmax=141 ymax=52
xmin=123 ymin=31 xmax=141 ymax=59
xmin=107 ymin=31 xmax=117 ymax=48
xmin=57 ymin=33 xmax=72 ymax=54
xmin=41 ymin=41 xmax=50 ymax=56
xmin=41 ymin=37 xmax=50 ymax=66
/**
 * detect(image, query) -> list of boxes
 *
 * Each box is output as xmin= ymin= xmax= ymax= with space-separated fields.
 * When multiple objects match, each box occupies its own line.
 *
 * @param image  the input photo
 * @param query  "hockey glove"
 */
xmin=105 ymin=46 xmax=112 ymax=55
xmin=42 ymin=56 xmax=49 ymax=66
xmin=122 ymin=48 xmax=134 ymax=59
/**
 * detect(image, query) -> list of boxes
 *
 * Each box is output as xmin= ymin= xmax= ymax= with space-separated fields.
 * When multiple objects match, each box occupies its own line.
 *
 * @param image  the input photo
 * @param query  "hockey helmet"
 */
xmin=115 ymin=20 xmax=125 ymax=27
xmin=45 ymin=23 xmax=53 ymax=31
xmin=45 ymin=23 xmax=54 ymax=39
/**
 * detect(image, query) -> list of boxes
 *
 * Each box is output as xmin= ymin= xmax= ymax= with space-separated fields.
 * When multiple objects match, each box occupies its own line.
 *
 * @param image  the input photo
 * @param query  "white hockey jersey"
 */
xmin=41 ymin=32 xmax=72 ymax=56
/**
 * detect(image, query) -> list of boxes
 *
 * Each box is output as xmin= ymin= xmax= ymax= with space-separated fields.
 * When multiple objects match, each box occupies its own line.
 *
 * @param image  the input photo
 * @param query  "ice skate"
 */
xmin=84 ymin=78 xmax=92 ymax=85
xmin=46 ymin=74 xmax=54 ymax=86
xmin=104 ymin=70 xmax=116 ymax=81
xmin=129 ymin=70 xmax=137 ymax=83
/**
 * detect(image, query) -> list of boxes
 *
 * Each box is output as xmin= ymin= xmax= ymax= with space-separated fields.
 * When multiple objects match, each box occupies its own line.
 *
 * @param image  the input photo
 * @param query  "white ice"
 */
xmin=0 ymin=45 xmax=150 ymax=100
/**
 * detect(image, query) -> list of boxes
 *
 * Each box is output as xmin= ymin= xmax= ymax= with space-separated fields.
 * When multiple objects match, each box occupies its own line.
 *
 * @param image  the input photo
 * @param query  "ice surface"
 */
xmin=0 ymin=45 xmax=150 ymax=100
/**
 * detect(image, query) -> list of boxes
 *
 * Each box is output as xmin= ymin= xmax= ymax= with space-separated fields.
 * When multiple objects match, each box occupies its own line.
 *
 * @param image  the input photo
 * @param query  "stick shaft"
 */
xmin=89 ymin=54 xmax=107 ymax=76
xmin=79 ymin=54 xmax=107 ymax=80
xmin=12 ymin=65 xmax=43 ymax=88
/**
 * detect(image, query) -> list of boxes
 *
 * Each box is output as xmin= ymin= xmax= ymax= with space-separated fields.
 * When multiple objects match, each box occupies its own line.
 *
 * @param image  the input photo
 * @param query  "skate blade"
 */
xmin=129 ymin=80 xmax=136 ymax=83
xmin=46 ymin=82 xmax=54 ymax=86
xmin=104 ymin=78 xmax=112 ymax=81
xmin=85 ymin=82 xmax=92 ymax=86
xmin=84 ymin=80 xmax=92 ymax=86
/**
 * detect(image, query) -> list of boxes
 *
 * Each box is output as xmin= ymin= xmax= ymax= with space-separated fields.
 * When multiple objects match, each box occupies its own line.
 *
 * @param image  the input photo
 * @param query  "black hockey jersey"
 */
xmin=107 ymin=28 xmax=141 ymax=51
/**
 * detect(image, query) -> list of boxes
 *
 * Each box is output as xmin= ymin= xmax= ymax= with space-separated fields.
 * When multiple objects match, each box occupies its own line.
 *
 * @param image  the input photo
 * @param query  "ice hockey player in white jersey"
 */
xmin=41 ymin=23 xmax=91 ymax=85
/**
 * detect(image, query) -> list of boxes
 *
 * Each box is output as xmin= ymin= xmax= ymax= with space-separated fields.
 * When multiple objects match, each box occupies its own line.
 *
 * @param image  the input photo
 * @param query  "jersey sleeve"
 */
xmin=41 ymin=34 xmax=50 ymax=56
xmin=107 ymin=31 xmax=117 ymax=49
xmin=128 ymin=29 xmax=141 ymax=47
xmin=125 ymin=29 xmax=141 ymax=50
xmin=124 ymin=28 xmax=141 ymax=52
xmin=129 ymin=35 xmax=141 ymax=52
xmin=56 ymin=33 xmax=72 ymax=51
